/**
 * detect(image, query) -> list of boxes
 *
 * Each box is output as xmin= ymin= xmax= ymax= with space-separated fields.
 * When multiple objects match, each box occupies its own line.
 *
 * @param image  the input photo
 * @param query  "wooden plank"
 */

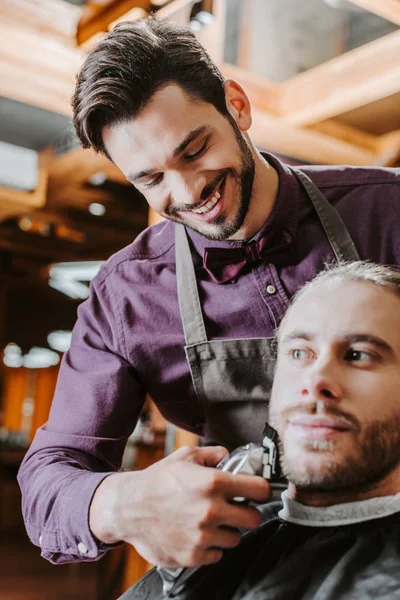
xmin=250 ymin=108 xmax=377 ymax=165
xmin=347 ymin=0 xmax=400 ymax=26
xmin=308 ymin=120 xmax=380 ymax=152
xmin=0 ymin=22 xmax=83 ymax=115
xmin=77 ymin=0 xmax=150 ymax=45
xmin=1 ymin=0 xmax=82 ymax=42
xmin=0 ymin=60 xmax=74 ymax=117
xmin=373 ymin=129 xmax=400 ymax=166
xmin=0 ymin=22 xmax=84 ymax=81
xmin=279 ymin=29 xmax=400 ymax=126
xmin=219 ymin=63 xmax=379 ymax=164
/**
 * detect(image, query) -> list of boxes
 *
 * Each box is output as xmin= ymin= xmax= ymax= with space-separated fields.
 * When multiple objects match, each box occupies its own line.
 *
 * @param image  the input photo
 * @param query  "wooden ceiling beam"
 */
xmin=250 ymin=109 xmax=376 ymax=166
xmin=220 ymin=63 xmax=382 ymax=165
xmin=0 ymin=22 xmax=83 ymax=116
xmin=77 ymin=0 xmax=150 ymax=45
xmin=347 ymin=0 xmax=400 ymax=26
xmin=278 ymin=29 xmax=400 ymax=126
xmin=0 ymin=0 xmax=82 ymax=43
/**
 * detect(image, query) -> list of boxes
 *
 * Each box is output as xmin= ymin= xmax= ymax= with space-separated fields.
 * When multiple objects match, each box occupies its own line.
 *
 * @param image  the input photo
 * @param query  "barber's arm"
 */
xmin=17 ymin=273 xmax=146 ymax=564
xmin=18 ymin=271 xmax=270 ymax=567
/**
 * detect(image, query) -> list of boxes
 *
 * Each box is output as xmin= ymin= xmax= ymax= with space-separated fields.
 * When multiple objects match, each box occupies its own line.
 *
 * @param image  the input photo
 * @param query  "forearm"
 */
xmin=18 ymin=430 xmax=123 ymax=564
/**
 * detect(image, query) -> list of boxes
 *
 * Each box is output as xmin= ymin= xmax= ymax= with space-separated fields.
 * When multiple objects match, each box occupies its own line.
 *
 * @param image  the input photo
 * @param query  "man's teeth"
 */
xmin=191 ymin=191 xmax=221 ymax=214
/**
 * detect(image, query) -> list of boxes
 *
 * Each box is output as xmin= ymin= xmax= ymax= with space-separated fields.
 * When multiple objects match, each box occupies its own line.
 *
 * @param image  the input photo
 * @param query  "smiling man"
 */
xmin=123 ymin=261 xmax=400 ymax=599
xmin=18 ymin=17 xmax=400 ymax=569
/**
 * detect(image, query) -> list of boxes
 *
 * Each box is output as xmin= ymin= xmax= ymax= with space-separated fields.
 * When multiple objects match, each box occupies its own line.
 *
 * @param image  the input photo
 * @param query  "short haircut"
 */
xmin=72 ymin=17 xmax=227 ymax=157
xmin=277 ymin=261 xmax=400 ymax=339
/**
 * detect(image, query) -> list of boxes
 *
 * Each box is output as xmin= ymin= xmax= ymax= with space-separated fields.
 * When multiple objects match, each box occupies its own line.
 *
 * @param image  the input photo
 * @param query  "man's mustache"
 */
xmin=166 ymin=168 xmax=237 ymax=215
xmin=274 ymin=401 xmax=361 ymax=432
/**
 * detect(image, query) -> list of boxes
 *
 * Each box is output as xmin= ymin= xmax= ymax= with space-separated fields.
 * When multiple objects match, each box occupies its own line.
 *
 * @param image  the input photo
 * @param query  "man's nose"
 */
xmin=301 ymin=357 xmax=342 ymax=401
xmin=168 ymin=172 xmax=205 ymax=208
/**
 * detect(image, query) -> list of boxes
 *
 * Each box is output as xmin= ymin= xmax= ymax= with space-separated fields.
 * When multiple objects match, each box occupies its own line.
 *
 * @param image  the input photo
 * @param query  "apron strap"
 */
xmin=175 ymin=223 xmax=208 ymax=345
xmin=291 ymin=167 xmax=360 ymax=262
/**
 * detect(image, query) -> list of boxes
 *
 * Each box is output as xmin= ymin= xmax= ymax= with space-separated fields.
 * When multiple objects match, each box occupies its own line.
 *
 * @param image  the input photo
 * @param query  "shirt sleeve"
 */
xmin=17 ymin=269 xmax=146 ymax=564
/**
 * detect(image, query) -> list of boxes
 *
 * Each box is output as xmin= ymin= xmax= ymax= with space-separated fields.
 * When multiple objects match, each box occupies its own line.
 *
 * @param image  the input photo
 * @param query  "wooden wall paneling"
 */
xmin=347 ymin=0 xmax=400 ymax=26
xmin=2 ymin=366 xmax=28 ymax=432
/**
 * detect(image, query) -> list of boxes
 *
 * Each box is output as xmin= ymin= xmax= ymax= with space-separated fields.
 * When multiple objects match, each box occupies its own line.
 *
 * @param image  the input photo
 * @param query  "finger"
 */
xmin=208 ymin=526 xmax=242 ymax=550
xmin=223 ymin=473 xmax=271 ymax=503
xmin=199 ymin=548 xmax=224 ymax=566
xmin=217 ymin=503 xmax=263 ymax=531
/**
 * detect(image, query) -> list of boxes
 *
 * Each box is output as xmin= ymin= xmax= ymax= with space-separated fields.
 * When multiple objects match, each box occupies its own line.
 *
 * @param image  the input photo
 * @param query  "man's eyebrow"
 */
xmin=127 ymin=125 xmax=209 ymax=183
xmin=280 ymin=330 xmax=313 ymax=345
xmin=280 ymin=331 xmax=394 ymax=354
xmin=343 ymin=334 xmax=393 ymax=354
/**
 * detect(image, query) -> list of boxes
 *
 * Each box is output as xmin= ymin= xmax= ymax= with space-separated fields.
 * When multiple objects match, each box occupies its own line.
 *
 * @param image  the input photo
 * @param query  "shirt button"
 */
xmin=266 ymin=284 xmax=276 ymax=295
xmin=39 ymin=535 xmax=43 ymax=546
xmin=78 ymin=542 xmax=88 ymax=555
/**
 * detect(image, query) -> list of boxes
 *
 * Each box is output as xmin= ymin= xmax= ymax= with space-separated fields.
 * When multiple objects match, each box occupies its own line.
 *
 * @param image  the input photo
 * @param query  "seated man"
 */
xmin=122 ymin=260 xmax=400 ymax=599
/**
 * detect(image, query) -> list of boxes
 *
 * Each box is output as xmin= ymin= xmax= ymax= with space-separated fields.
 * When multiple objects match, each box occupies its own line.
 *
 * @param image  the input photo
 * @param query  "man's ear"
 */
xmin=224 ymin=79 xmax=252 ymax=132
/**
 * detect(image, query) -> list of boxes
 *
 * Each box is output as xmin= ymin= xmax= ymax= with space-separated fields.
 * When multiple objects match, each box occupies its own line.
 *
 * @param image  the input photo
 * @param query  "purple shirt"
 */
xmin=18 ymin=155 xmax=400 ymax=563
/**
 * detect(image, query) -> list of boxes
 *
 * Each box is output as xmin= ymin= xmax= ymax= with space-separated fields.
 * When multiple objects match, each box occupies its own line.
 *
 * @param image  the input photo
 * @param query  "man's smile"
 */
xmin=181 ymin=175 xmax=227 ymax=222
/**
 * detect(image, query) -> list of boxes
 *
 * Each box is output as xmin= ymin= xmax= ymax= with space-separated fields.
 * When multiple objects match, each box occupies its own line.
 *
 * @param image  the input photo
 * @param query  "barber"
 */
xmin=18 ymin=18 xmax=400 ymax=568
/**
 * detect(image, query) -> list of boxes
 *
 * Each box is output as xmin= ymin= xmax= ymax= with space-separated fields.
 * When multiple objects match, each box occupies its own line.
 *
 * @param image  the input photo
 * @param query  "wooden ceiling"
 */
xmin=0 ymin=0 xmax=399 ymax=349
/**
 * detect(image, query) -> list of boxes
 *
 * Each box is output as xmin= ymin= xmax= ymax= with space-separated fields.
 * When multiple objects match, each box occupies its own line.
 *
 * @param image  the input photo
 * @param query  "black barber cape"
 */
xmin=120 ymin=493 xmax=400 ymax=600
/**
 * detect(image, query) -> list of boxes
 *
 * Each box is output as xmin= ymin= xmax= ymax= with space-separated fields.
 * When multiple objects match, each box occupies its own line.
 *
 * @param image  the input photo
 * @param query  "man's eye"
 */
xmin=185 ymin=141 xmax=208 ymax=161
xmin=291 ymin=349 xmax=309 ymax=360
xmin=144 ymin=174 xmax=163 ymax=189
xmin=345 ymin=349 xmax=375 ymax=362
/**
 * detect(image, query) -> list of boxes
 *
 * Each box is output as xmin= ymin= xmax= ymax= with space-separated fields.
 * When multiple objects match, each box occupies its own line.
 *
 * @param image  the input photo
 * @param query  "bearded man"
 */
xmin=122 ymin=261 xmax=400 ymax=599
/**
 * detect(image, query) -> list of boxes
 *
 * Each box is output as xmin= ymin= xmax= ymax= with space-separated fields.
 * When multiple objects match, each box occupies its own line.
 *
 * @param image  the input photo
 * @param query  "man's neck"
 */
xmin=287 ymin=466 xmax=400 ymax=507
xmin=229 ymin=150 xmax=280 ymax=241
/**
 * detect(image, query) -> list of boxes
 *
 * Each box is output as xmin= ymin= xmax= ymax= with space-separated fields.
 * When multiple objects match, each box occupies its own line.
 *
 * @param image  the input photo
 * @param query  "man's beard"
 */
xmin=165 ymin=116 xmax=255 ymax=241
xmin=272 ymin=403 xmax=400 ymax=494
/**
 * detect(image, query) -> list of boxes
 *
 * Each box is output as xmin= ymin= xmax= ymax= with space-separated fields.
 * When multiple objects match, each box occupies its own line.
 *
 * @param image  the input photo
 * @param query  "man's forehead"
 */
xmin=279 ymin=279 xmax=400 ymax=345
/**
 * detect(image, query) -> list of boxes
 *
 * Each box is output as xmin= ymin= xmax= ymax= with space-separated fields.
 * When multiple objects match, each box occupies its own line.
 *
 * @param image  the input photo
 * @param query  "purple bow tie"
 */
xmin=203 ymin=229 xmax=295 ymax=284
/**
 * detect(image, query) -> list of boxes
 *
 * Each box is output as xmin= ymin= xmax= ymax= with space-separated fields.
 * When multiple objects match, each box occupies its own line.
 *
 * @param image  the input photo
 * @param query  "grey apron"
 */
xmin=175 ymin=168 xmax=360 ymax=449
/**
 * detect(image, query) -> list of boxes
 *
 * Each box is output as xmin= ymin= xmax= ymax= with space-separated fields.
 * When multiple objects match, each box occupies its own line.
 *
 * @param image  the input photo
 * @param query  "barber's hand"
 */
xmin=89 ymin=445 xmax=270 ymax=567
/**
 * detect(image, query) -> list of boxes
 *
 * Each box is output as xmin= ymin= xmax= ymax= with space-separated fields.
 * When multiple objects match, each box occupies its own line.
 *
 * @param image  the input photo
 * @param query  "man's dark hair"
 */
xmin=72 ymin=17 xmax=228 ymax=157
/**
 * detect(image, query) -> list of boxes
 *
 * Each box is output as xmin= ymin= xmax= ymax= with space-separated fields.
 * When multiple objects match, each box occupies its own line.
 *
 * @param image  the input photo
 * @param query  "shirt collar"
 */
xmin=185 ymin=152 xmax=301 ymax=258
xmin=279 ymin=489 xmax=400 ymax=527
